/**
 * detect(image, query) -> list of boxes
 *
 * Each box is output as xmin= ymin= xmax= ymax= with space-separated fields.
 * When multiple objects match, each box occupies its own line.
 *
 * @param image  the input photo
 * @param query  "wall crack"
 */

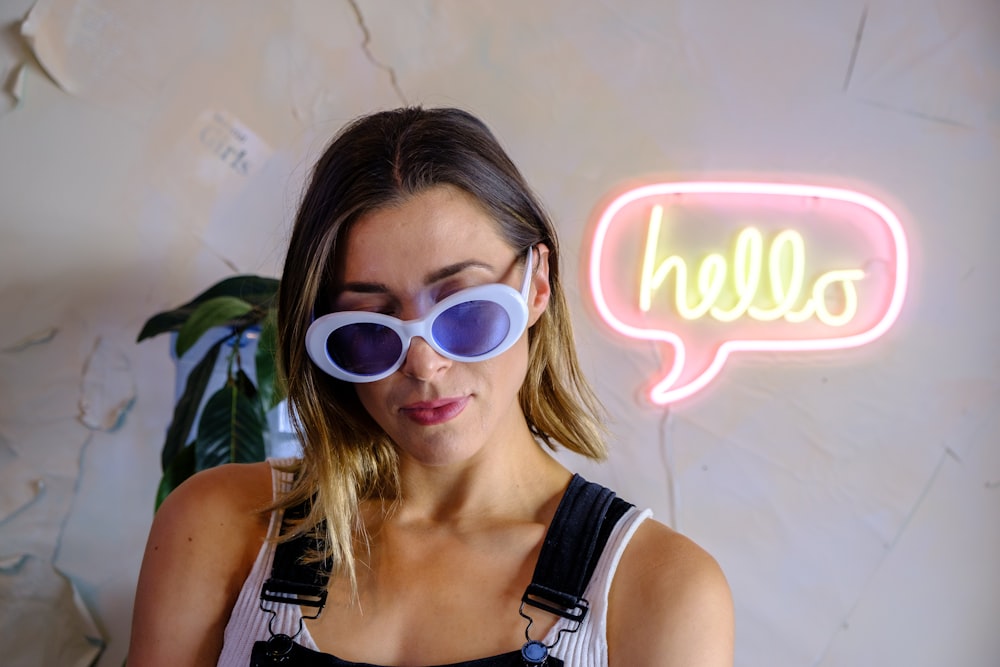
xmin=346 ymin=0 xmax=407 ymax=105
xmin=842 ymin=5 xmax=868 ymax=92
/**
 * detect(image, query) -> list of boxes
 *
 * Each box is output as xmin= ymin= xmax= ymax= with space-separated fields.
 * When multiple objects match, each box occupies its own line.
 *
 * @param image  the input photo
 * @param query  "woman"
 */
xmin=128 ymin=107 xmax=733 ymax=666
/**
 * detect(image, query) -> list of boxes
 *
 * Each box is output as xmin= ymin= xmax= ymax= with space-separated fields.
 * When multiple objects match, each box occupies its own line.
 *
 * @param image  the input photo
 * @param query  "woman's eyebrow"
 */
xmin=338 ymin=280 xmax=391 ymax=294
xmin=338 ymin=260 xmax=495 ymax=295
xmin=424 ymin=260 xmax=495 ymax=285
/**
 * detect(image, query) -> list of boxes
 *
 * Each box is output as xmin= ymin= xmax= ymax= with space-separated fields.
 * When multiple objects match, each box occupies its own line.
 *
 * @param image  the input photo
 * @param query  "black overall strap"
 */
xmin=263 ymin=474 xmax=631 ymax=620
xmin=521 ymin=474 xmax=632 ymax=623
xmin=260 ymin=499 xmax=331 ymax=613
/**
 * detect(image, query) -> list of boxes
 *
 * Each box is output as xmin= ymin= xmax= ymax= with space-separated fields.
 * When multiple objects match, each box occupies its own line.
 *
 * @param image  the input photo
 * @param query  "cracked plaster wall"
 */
xmin=0 ymin=1 xmax=997 ymax=666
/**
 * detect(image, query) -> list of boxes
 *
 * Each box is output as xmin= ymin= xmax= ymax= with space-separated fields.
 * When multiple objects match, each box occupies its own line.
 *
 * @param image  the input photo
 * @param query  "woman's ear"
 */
xmin=528 ymin=244 xmax=551 ymax=326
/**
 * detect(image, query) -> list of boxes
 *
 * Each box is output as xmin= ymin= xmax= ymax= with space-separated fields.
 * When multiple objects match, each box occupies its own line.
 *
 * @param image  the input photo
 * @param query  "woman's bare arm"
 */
xmin=608 ymin=520 xmax=735 ymax=667
xmin=127 ymin=462 xmax=272 ymax=666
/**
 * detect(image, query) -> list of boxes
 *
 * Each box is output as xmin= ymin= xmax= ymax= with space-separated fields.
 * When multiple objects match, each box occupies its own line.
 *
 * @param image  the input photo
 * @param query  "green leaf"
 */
xmin=137 ymin=275 xmax=279 ymax=342
xmin=255 ymin=312 xmax=285 ymax=411
xmin=194 ymin=375 xmax=266 ymax=470
xmin=155 ymin=442 xmax=196 ymax=510
xmin=161 ymin=337 xmax=225 ymax=470
xmin=232 ymin=368 xmax=260 ymax=402
xmin=175 ymin=296 xmax=253 ymax=358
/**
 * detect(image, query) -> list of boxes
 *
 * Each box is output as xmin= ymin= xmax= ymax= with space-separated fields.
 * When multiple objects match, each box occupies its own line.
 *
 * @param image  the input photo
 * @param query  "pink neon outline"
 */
xmin=588 ymin=182 xmax=910 ymax=405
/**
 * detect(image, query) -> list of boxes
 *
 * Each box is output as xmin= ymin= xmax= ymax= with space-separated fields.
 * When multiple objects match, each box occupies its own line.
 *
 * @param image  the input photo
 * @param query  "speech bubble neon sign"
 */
xmin=589 ymin=182 xmax=909 ymax=405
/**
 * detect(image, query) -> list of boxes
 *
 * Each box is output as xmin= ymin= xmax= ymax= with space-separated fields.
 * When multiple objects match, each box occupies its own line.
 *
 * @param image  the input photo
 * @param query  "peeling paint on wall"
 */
xmin=0 ymin=436 xmax=44 ymax=524
xmin=77 ymin=337 xmax=135 ymax=432
xmin=0 ymin=553 xmax=104 ymax=667
xmin=1 ymin=326 xmax=58 ymax=352
xmin=0 ymin=9 xmax=31 ymax=114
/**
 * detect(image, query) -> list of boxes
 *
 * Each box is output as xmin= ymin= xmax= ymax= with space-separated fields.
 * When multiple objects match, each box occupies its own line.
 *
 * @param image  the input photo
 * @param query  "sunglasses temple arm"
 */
xmin=519 ymin=247 xmax=534 ymax=298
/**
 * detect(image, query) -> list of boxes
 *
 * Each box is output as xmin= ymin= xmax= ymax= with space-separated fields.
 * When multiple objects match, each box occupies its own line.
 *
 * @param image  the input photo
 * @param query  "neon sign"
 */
xmin=640 ymin=206 xmax=866 ymax=326
xmin=589 ymin=182 xmax=909 ymax=405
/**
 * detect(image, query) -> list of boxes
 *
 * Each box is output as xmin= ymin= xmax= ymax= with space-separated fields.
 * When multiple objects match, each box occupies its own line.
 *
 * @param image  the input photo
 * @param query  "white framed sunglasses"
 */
xmin=306 ymin=248 xmax=534 ymax=383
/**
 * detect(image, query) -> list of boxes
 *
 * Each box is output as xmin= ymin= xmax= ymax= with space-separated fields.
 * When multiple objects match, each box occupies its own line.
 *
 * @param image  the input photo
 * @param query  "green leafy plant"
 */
xmin=137 ymin=275 xmax=284 ymax=509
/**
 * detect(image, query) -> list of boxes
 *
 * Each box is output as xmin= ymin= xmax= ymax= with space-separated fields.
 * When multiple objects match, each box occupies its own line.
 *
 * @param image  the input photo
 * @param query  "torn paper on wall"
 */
xmin=143 ymin=106 xmax=275 ymax=234
xmin=0 ymin=553 xmax=104 ymax=667
xmin=189 ymin=109 xmax=274 ymax=185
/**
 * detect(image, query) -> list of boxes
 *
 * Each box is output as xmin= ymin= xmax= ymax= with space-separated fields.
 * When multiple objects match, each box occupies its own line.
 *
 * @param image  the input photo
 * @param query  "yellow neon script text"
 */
xmin=639 ymin=205 xmax=864 ymax=326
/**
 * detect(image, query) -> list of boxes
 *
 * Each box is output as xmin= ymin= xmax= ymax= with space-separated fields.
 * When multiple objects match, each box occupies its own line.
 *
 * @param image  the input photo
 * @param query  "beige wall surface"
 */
xmin=0 ymin=1 xmax=997 ymax=666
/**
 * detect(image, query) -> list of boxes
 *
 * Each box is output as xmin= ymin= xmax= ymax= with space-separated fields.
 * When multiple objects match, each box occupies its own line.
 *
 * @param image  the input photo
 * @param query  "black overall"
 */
xmin=250 ymin=474 xmax=633 ymax=667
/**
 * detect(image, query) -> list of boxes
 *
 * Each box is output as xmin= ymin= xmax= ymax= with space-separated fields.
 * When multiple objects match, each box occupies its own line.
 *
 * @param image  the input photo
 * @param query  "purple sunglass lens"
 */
xmin=432 ymin=300 xmax=510 ymax=357
xmin=327 ymin=323 xmax=403 ymax=375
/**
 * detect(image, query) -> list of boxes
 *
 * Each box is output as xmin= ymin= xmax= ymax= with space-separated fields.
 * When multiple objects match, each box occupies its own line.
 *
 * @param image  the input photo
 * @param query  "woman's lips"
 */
xmin=400 ymin=396 xmax=469 ymax=426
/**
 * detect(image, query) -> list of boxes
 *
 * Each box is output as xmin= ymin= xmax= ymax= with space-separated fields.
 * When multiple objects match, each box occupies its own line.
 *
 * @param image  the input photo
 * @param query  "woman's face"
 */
xmin=332 ymin=185 xmax=550 ymax=468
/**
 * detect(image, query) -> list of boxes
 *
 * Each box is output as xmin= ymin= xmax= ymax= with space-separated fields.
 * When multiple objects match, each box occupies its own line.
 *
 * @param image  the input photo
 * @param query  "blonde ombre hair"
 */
xmin=275 ymin=107 xmax=607 ymax=588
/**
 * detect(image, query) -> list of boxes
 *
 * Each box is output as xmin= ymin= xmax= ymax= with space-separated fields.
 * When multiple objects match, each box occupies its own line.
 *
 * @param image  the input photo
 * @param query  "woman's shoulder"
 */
xmin=159 ymin=461 xmax=276 ymax=525
xmin=607 ymin=517 xmax=734 ymax=666
xmin=140 ymin=461 xmax=279 ymax=602
xmin=128 ymin=461 xmax=279 ymax=665
xmin=144 ymin=461 xmax=276 ymax=578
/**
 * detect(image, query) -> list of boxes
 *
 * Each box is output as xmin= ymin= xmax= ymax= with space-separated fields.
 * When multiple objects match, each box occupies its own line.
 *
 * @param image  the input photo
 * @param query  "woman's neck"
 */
xmin=388 ymin=436 xmax=570 ymax=525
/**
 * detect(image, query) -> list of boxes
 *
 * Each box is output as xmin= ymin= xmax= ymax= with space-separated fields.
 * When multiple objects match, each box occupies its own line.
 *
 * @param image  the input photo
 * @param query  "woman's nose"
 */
xmin=400 ymin=335 xmax=451 ymax=381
